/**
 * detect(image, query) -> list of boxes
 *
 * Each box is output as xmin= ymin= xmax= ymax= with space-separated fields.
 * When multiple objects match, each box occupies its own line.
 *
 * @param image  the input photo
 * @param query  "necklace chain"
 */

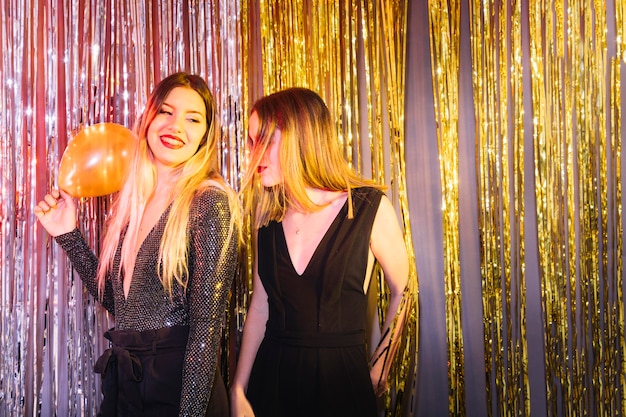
xmin=288 ymin=192 xmax=344 ymax=235
xmin=293 ymin=212 xmax=310 ymax=235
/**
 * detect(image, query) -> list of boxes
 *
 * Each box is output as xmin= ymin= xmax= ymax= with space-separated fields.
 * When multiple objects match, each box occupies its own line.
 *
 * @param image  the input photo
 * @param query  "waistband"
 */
xmin=94 ymin=326 xmax=189 ymax=415
xmin=103 ymin=325 xmax=189 ymax=352
xmin=266 ymin=329 xmax=365 ymax=348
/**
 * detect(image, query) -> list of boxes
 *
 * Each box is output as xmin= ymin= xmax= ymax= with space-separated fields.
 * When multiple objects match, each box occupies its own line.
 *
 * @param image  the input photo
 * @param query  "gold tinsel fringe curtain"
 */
xmin=428 ymin=1 xmax=625 ymax=416
xmin=427 ymin=1 xmax=465 ymax=415
xmin=469 ymin=0 xmax=528 ymax=415
xmin=6 ymin=0 xmax=625 ymax=415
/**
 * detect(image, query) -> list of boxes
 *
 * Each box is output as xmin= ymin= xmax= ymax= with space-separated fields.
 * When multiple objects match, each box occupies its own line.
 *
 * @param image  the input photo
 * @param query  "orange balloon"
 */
xmin=58 ymin=122 xmax=137 ymax=197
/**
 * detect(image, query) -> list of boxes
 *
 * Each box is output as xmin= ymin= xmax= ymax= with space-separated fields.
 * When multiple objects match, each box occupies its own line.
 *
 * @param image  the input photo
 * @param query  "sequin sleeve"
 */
xmin=54 ymin=228 xmax=115 ymax=314
xmin=178 ymin=188 xmax=239 ymax=416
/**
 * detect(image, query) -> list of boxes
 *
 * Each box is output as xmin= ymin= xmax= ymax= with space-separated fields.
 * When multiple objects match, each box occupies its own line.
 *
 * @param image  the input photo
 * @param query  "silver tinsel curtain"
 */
xmin=0 ymin=0 xmax=244 ymax=415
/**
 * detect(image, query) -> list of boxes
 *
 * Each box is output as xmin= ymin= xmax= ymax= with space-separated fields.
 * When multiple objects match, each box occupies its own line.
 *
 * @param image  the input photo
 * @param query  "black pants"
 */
xmin=94 ymin=326 xmax=228 ymax=417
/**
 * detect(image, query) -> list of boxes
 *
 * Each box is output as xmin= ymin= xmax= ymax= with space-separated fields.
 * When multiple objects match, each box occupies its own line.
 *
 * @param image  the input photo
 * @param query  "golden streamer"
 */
xmin=618 ymin=0 xmax=626 ymax=62
xmin=340 ymin=1 xmax=359 ymax=168
xmin=530 ymin=0 xmax=567 ymax=413
xmin=576 ymin=0 xmax=602 ymax=413
xmin=610 ymin=57 xmax=625 ymax=417
xmin=608 ymin=1 xmax=626 ymax=400
xmin=427 ymin=1 xmax=465 ymax=414
xmin=529 ymin=0 xmax=625 ymax=415
xmin=530 ymin=0 xmax=582 ymax=413
xmin=373 ymin=1 xmax=419 ymax=415
xmin=565 ymin=1 xmax=581 ymax=412
xmin=255 ymin=1 xmax=417 ymax=415
xmin=610 ymin=10 xmax=625 ymax=417
xmin=509 ymin=0 xmax=530 ymax=413
xmin=359 ymin=0 xmax=384 ymax=185
xmin=468 ymin=0 xmax=529 ymax=415
xmin=591 ymin=5 xmax=620 ymax=415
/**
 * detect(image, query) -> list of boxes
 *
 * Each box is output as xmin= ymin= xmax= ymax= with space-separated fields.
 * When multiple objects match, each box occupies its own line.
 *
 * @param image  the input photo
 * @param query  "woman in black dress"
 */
xmin=230 ymin=87 xmax=410 ymax=417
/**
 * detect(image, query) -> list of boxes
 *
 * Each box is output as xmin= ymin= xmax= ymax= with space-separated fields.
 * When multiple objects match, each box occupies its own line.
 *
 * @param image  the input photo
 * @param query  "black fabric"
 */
xmin=55 ymin=187 xmax=238 ymax=416
xmin=247 ymin=187 xmax=383 ymax=417
xmin=95 ymin=326 xmax=229 ymax=417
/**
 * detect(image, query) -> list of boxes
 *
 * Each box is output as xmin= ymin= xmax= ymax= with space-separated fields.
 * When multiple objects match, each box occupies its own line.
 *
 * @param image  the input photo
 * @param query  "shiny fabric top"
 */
xmin=55 ymin=186 xmax=238 ymax=417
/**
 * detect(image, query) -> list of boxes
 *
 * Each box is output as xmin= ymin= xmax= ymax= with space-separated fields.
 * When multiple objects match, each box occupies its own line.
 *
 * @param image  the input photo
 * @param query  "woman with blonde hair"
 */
xmin=35 ymin=72 xmax=239 ymax=416
xmin=230 ymin=87 xmax=409 ymax=417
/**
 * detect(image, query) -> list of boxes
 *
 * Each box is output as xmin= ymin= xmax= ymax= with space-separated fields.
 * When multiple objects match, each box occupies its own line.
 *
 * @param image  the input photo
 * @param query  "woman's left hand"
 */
xmin=370 ymin=359 xmax=388 ymax=396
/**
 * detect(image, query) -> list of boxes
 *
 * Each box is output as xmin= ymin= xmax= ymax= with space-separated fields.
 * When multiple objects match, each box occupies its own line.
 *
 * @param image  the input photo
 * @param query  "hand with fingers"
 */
xmin=34 ymin=189 xmax=78 ymax=237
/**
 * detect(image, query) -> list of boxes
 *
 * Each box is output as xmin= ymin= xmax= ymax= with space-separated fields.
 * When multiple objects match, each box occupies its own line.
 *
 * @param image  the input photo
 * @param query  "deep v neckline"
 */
xmin=123 ymin=203 xmax=173 ymax=299
xmin=279 ymin=199 xmax=348 ymax=277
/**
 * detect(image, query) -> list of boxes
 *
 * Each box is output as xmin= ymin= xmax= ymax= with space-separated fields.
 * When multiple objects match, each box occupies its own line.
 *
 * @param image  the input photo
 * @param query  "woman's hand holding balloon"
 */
xmin=35 ymin=123 xmax=135 ymax=237
xmin=34 ymin=189 xmax=77 ymax=237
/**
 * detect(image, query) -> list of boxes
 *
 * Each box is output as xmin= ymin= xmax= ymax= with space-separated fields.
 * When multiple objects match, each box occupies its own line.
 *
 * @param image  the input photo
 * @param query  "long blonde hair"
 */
xmin=97 ymin=72 xmax=240 ymax=296
xmin=241 ymin=87 xmax=383 ymax=228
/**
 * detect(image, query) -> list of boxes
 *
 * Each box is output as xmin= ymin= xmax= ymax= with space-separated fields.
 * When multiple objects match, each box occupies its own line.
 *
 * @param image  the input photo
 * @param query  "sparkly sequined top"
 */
xmin=55 ymin=186 xmax=238 ymax=416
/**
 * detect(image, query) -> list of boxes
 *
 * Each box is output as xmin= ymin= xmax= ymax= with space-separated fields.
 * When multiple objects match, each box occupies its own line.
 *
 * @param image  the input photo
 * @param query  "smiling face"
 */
xmin=146 ymin=86 xmax=208 ymax=170
xmin=247 ymin=111 xmax=283 ymax=187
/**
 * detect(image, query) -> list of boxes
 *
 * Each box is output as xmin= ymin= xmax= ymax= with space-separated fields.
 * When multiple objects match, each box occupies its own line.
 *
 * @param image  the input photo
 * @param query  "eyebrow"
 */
xmin=161 ymin=101 xmax=205 ymax=116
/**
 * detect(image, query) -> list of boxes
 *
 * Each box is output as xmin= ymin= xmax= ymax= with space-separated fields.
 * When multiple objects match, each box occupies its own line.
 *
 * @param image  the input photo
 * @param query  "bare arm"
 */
xmin=230 ymin=232 xmax=268 ymax=417
xmin=368 ymin=194 xmax=410 ymax=395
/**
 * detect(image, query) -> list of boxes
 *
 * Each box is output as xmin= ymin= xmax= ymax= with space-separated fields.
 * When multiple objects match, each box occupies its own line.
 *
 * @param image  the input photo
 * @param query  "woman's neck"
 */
xmin=155 ymin=168 xmax=179 ymax=191
xmin=289 ymin=188 xmax=346 ymax=214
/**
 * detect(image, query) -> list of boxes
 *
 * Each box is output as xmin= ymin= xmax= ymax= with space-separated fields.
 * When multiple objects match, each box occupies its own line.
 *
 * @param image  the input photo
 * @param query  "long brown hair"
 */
xmin=97 ymin=72 xmax=240 ymax=295
xmin=241 ymin=87 xmax=383 ymax=228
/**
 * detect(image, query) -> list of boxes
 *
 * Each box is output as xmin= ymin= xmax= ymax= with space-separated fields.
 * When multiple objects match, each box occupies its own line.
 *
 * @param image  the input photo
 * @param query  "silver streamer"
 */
xmin=0 ymin=0 xmax=244 ymax=415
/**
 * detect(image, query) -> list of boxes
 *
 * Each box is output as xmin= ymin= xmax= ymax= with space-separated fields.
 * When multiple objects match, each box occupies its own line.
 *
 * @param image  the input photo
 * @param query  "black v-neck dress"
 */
xmin=247 ymin=187 xmax=383 ymax=417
